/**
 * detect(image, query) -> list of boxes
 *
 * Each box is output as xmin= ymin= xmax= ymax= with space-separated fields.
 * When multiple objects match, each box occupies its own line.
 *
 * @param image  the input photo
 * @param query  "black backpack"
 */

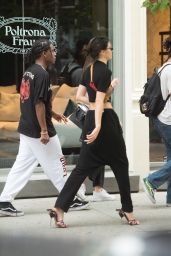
xmin=59 ymin=62 xmax=81 ymax=86
xmin=139 ymin=64 xmax=171 ymax=117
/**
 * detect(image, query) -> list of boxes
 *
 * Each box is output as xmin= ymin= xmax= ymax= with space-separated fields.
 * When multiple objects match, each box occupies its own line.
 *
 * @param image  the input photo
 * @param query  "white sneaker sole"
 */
xmin=92 ymin=197 xmax=115 ymax=202
xmin=69 ymin=203 xmax=90 ymax=211
xmin=142 ymin=180 xmax=156 ymax=204
xmin=0 ymin=210 xmax=24 ymax=217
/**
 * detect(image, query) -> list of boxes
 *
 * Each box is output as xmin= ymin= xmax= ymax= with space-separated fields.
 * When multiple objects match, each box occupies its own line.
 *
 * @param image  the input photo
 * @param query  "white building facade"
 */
xmin=110 ymin=0 xmax=149 ymax=179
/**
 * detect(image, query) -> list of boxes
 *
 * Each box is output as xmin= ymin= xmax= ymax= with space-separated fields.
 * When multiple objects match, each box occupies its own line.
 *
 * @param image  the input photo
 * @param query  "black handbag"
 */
xmin=69 ymin=103 xmax=89 ymax=129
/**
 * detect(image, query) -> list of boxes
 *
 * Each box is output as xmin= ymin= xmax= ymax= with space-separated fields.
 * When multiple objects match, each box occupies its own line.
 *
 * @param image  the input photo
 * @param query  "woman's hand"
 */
xmin=53 ymin=113 xmax=68 ymax=124
xmin=111 ymin=78 xmax=119 ymax=89
xmin=84 ymin=126 xmax=101 ymax=144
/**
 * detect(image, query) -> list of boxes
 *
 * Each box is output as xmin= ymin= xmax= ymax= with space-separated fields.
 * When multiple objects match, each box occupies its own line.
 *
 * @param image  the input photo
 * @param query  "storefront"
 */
xmin=0 ymin=0 xmax=149 ymax=181
xmin=0 ymin=0 xmax=109 ymax=86
xmin=0 ymin=0 xmax=111 ymax=164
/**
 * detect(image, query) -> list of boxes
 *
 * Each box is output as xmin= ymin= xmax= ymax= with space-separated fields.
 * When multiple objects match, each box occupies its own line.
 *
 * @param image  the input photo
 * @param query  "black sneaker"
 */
xmin=0 ymin=202 xmax=24 ymax=217
xmin=69 ymin=198 xmax=90 ymax=211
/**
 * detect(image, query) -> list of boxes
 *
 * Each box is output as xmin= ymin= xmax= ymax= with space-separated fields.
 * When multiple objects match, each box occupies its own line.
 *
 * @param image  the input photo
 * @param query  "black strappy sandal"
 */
xmin=47 ymin=209 xmax=67 ymax=228
xmin=116 ymin=209 xmax=140 ymax=225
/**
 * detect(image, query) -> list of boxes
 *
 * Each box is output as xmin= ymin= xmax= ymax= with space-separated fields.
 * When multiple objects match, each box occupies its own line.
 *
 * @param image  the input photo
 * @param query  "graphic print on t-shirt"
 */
xmin=20 ymin=78 xmax=30 ymax=103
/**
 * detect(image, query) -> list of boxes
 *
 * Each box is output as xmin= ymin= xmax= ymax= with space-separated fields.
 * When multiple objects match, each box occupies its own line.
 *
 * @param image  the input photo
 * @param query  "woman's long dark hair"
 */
xmin=83 ymin=37 xmax=109 ymax=71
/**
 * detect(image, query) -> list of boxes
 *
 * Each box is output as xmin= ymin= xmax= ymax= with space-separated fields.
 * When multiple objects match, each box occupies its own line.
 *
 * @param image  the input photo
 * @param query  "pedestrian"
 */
xmin=0 ymin=39 xmax=89 ymax=217
xmin=48 ymin=36 xmax=139 ymax=227
xmin=66 ymin=39 xmax=115 ymax=202
xmin=143 ymin=36 xmax=171 ymax=207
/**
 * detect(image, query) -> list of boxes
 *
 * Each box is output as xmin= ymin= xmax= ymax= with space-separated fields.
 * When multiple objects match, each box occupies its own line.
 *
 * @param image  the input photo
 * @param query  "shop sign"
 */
xmin=0 ymin=16 xmax=57 ymax=54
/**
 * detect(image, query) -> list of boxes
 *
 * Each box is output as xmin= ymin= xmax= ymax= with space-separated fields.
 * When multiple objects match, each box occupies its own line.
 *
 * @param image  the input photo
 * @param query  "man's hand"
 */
xmin=40 ymin=132 xmax=49 ymax=145
xmin=53 ymin=113 xmax=68 ymax=124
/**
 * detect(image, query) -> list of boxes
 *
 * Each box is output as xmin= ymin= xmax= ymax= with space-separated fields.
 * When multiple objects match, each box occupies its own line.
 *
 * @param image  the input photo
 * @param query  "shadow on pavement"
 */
xmin=0 ymin=231 xmax=171 ymax=256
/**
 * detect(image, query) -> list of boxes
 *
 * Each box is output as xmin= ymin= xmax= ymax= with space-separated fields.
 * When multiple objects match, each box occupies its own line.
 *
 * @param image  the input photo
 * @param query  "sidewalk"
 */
xmin=0 ymin=192 xmax=171 ymax=237
xmin=0 ymin=191 xmax=171 ymax=256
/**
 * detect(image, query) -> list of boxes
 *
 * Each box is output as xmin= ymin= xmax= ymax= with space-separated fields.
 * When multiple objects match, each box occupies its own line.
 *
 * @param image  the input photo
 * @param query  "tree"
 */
xmin=143 ymin=0 xmax=171 ymax=30
xmin=142 ymin=0 xmax=171 ymax=13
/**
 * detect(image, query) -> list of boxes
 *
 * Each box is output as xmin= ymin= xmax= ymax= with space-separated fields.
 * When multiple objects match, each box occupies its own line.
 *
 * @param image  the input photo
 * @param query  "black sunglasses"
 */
xmin=107 ymin=47 xmax=113 ymax=51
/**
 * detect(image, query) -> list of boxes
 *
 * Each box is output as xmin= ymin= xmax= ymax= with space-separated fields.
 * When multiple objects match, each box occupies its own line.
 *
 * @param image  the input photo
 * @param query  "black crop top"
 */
xmin=80 ymin=60 xmax=112 ymax=103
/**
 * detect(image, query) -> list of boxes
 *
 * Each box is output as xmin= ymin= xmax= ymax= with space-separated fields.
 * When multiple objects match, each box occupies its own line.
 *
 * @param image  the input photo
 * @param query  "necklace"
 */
xmin=36 ymin=63 xmax=46 ymax=71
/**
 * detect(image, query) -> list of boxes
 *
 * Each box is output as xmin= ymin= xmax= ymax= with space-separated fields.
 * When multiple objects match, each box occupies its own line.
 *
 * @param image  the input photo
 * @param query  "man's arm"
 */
xmin=35 ymin=100 xmax=49 ymax=144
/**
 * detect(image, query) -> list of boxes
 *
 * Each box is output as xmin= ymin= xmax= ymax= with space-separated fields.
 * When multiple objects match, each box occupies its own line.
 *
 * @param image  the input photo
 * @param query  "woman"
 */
xmin=70 ymin=39 xmax=115 ymax=202
xmin=48 ymin=37 xmax=139 ymax=227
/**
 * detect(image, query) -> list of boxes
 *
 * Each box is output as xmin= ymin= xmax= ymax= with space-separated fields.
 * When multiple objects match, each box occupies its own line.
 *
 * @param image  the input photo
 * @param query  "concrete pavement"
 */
xmin=0 ymin=191 xmax=171 ymax=256
xmin=0 ymin=191 xmax=171 ymax=237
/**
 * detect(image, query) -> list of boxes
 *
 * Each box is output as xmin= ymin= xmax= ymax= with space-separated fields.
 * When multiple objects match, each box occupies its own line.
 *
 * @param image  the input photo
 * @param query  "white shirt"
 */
xmin=158 ymin=62 xmax=171 ymax=125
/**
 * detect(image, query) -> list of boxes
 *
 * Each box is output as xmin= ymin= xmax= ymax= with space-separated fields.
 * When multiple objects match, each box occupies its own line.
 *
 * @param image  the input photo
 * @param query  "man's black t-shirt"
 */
xmin=18 ymin=64 xmax=56 ymax=138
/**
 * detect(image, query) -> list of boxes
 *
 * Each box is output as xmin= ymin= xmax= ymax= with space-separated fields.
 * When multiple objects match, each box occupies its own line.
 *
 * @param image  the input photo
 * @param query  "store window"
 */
xmin=0 ymin=0 xmax=108 ymax=86
xmin=0 ymin=0 xmax=109 ymax=165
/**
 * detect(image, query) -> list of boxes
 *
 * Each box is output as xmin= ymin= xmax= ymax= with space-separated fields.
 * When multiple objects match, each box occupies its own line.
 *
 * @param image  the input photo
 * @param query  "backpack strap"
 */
xmin=68 ymin=63 xmax=81 ymax=73
xmin=165 ymin=93 xmax=171 ymax=102
xmin=158 ymin=64 xmax=171 ymax=102
xmin=157 ymin=63 xmax=171 ymax=76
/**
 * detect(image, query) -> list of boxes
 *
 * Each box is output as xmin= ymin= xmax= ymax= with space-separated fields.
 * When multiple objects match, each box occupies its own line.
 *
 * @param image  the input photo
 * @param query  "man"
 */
xmin=143 ymin=36 xmax=171 ymax=206
xmin=0 ymin=39 xmax=89 ymax=217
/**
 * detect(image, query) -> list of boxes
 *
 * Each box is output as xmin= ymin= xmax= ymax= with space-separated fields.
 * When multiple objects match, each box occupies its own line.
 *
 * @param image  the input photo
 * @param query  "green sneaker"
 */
xmin=142 ymin=178 xmax=156 ymax=204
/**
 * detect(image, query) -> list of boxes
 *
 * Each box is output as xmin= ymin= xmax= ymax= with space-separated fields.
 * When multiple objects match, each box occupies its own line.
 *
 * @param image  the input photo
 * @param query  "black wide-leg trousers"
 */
xmin=55 ymin=109 xmax=133 ymax=212
xmin=89 ymin=165 xmax=105 ymax=187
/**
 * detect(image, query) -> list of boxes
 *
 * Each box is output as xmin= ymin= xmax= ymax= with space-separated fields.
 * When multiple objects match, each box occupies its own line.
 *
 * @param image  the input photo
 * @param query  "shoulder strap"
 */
xmin=60 ymin=63 xmax=69 ymax=74
xmin=90 ymin=64 xmax=93 ymax=82
xmin=158 ymin=64 xmax=171 ymax=102
xmin=158 ymin=63 xmax=171 ymax=76
xmin=165 ymin=93 xmax=171 ymax=102
xmin=89 ymin=64 xmax=97 ymax=91
xmin=68 ymin=63 xmax=81 ymax=73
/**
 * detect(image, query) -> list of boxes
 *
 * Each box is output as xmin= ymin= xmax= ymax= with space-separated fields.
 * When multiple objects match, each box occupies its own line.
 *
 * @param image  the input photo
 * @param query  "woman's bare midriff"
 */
xmin=89 ymin=102 xmax=113 ymax=110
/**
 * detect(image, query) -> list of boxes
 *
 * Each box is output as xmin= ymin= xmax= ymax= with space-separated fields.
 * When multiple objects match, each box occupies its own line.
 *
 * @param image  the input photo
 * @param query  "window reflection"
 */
xmin=0 ymin=0 xmax=108 ymax=165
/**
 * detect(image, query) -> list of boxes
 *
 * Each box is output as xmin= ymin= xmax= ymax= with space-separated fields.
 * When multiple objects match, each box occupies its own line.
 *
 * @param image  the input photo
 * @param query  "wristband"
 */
xmin=40 ymin=131 xmax=48 ymax=135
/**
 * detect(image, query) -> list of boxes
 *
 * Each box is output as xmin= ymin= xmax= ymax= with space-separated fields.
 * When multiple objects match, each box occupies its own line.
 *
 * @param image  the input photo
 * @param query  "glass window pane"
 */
xmin=0 ymin=0 xmax=109 ymax=164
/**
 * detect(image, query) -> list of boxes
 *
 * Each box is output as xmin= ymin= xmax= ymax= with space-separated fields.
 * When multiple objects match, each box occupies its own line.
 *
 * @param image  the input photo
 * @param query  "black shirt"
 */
xmin=81 ymin=60 xmax=112 ymax=102
xmin=18 ymin=64 xmax=56 ymax=138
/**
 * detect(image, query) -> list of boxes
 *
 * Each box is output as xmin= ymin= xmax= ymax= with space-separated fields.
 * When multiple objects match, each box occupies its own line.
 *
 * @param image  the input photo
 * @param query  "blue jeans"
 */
xmin=148 ymin=118 xmax=171 ymax=203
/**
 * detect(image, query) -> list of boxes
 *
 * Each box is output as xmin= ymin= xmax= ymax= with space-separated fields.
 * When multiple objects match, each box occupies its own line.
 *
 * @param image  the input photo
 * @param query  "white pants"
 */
xmin=0 ymin=134 xmax=66 ymax=202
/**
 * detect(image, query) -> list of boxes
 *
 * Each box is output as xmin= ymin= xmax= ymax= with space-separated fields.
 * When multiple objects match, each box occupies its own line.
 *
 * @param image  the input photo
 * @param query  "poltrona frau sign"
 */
xmin=0 ymin=17 xmax=57 ymax=54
